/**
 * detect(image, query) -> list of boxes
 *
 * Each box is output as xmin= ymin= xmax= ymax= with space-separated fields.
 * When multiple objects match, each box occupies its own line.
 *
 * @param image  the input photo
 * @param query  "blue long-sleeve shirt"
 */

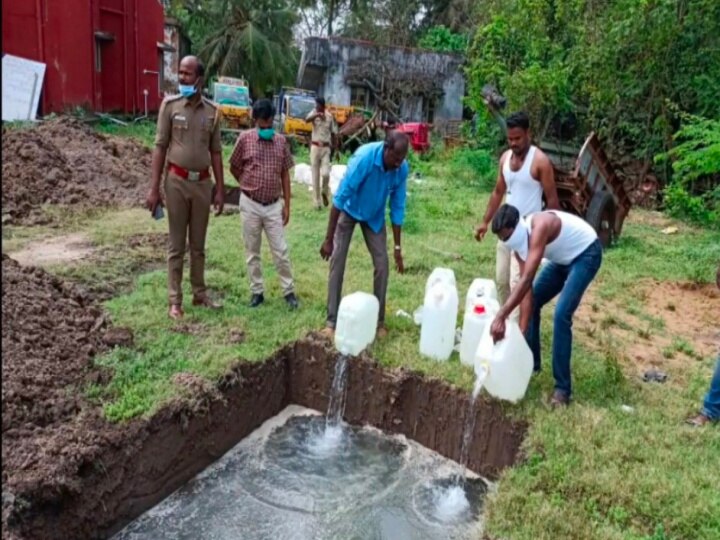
xmin=333 ymin=142 xmax=409 ymax=233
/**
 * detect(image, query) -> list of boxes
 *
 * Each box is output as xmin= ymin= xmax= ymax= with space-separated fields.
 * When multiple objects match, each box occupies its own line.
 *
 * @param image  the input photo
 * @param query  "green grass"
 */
xmin=15 ymin=125 xmax=720 ymax=539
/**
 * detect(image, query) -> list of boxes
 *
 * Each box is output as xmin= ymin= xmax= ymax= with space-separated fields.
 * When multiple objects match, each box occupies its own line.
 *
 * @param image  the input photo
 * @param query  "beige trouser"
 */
xmin=496 ymin=240 xmax=521 ymax=321
xmin=239 ymin=194 xmax=295 ymax=296
xmin=165 ymin=174 xmax=212 ymax=306
xmin=310 ymin=144 xmax=331 ymax=208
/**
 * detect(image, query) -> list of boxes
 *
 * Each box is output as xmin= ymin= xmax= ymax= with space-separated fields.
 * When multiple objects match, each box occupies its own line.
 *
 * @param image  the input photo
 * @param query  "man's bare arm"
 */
xmin=516 ymin=254 xmax=533 ymax=333
xmin=497 ymin=220 xmax=550 ymax=320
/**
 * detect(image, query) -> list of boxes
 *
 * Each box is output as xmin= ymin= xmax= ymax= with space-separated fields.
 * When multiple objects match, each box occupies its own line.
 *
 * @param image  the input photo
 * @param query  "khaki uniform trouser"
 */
xmin=326 ymin=212 xmax=388 ymax=328
xmin=310 ymin=144 xmax=331 ymax=208
xmin=240 ymin=194 xmax=295 ymax=295
xmin=165 ymin=174 xmax=212 ymax=305
xmin=496 ymin=240 xmax=521 ymax=321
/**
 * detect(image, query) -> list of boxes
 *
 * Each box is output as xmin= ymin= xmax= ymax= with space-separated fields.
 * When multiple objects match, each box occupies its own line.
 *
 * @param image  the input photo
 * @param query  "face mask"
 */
xmin=178 ymin=83 xmax=196 ymax=98
xmin=258 ymin=128 xmax=275 ymax=140
xmin=503 ymin=218 xmax=529 ymax=261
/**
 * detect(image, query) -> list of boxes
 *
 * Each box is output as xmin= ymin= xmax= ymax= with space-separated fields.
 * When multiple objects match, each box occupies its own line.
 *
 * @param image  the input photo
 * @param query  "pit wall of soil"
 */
xmin=10 ymin=338 xmax=527 ymax=540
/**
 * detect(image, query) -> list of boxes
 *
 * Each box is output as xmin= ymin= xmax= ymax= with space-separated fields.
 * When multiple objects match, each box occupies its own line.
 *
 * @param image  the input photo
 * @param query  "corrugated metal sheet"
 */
xmin=2 ymin=0 xmax=167 ymax=114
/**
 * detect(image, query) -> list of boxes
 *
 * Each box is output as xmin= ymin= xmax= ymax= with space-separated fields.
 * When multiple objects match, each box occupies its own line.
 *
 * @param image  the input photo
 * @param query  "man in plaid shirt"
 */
xmin=230 ymin=99 xmax=298 ymax=309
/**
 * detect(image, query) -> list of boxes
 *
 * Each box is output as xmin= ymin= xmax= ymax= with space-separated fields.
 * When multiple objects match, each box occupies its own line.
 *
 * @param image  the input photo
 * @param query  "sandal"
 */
xmin=685 ymin=413 xmax=711 ymax=427
xmin=319 ymin=327 xmax=335 ymax=340
xmin=192 ymin=295 xmax=222 ymax=310
xmin=168 ymin=304 xmax=184 ymax=320
xmin=549 ymin=390 xmax=570 ymax=409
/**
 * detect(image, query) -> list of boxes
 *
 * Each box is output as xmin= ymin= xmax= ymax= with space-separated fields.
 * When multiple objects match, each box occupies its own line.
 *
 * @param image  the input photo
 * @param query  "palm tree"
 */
xmin=200 ymin=0 xmax=299 ymax=96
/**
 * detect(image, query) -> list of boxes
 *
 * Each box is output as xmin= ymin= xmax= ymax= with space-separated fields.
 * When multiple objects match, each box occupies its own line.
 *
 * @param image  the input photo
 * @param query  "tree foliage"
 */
xmin=418 ymin=25 xmax=467 ymax=53
xmin=465 ymin=0 xmax=720 ymax=224
xmin=657 ymin=113 xmax=720 ymax=227
xmin=466 ymin=0 xmax=720 ymax=158
xmin=168 ymin=0 xmax=299 ymax=96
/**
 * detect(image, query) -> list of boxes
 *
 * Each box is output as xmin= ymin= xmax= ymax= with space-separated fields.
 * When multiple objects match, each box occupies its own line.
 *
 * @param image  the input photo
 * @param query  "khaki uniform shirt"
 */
xmin=306 ymin=110 xmax=337 ymax=144
xmin=154 ymin=95 xmax=222 ymax=171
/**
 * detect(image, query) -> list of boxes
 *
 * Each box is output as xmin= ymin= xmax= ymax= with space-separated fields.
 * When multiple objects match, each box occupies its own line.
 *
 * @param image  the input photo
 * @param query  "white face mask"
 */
xmin=503 ymin=219 xmax=529 ymax=260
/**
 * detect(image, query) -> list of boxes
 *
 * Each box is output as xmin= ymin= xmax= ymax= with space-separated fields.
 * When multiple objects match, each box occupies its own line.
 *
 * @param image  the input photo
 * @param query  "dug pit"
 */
xmin=3 ymin=337 xmax=526 ymax=540
xmin=2 ymin=257 xmax=526 ymax=540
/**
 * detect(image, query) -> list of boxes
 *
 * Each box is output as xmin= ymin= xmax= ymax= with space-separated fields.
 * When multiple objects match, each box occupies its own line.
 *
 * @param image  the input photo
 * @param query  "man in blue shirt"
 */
xmin=319 ymin=132 xmax=410 ymax=338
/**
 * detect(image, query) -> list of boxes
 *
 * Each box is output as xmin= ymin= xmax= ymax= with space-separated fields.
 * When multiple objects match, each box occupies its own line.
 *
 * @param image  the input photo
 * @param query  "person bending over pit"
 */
xmin=489 ymin=204 xmax=602 ymax=407
xmin=319 ymin=132 xmax=410 ymax=340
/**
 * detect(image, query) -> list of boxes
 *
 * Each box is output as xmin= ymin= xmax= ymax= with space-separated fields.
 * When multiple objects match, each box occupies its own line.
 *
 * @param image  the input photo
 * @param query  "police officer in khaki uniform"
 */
xmin=146 ymin=56 xmax=225 ymax=320
xmin=306 ymin=97 xmax=337 ymax=209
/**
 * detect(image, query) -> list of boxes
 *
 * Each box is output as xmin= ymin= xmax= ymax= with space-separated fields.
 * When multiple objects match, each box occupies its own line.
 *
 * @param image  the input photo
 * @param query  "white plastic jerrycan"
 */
xmin=465 ymin=278 xmax=498 ymax=313
xmin=473 ymin=319 xmax=533 ymax=402
xmin=459 ymin=298 xmax=500 ymax=367
xmin=335 ymin=292 xmax=379 ymax=356
xmin=419 ymin=279 xmax=459 ymax=361
xmin=425 ymin=267 xmax=457 ymax=297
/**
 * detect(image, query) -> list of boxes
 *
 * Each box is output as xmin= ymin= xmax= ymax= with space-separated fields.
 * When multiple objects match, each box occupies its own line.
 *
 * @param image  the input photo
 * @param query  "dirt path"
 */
xmin=7 ymin=233 xmax=95 ymax=267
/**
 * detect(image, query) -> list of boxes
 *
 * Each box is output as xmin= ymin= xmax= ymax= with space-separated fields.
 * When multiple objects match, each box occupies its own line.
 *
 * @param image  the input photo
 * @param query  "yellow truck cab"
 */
xmin=213 ymin=77 xmax=251 ymax=129
xmin=274 ymin=87 xmax=315 ymax=141
xmin=274 ymin=87 xmax=353 ymax=144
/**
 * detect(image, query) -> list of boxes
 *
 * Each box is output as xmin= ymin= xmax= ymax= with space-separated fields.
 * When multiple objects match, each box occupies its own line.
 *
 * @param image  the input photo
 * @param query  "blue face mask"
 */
xmin=258 ymin=128 xmax=275 ymax=140
xmin=178 ymin=83 xmax=196 ymax=98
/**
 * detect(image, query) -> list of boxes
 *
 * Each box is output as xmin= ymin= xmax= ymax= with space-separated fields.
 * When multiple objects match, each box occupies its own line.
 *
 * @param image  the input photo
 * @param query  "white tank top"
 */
xmin=503 ymin=145 xmax=543 ymax=217
xmin=528 ymin=211 xmax=598 ymax=265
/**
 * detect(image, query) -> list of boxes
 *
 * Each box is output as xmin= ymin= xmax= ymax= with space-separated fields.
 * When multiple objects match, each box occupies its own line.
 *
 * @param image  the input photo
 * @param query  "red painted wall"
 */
xmin=2 ymin=0 xmax=166 ymax=115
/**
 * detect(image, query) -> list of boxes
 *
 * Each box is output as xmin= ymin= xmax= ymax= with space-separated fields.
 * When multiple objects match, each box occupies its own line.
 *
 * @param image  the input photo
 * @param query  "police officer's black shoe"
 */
xmin=249 ymin=293 xmax=264 ymax=308
xmin=285 ymin=293 xmax=299 ymax=310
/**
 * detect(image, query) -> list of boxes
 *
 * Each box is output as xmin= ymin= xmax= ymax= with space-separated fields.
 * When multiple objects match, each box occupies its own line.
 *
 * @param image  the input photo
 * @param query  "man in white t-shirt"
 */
xmin=489 ymin=204 xmax=602 ymax=407
xmin=474 ymin=112 xmax=559 ymax=317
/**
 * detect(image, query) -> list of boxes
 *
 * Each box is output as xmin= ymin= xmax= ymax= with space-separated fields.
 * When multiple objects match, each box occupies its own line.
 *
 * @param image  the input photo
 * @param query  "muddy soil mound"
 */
xmin=2 ymin=118 xmax=151 ymax=224
xmin=0 ymin=255 xmax=123 ymax=537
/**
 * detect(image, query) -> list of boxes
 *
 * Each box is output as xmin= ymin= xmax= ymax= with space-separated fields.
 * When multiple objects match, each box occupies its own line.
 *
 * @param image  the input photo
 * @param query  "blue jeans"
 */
xmin=702 ymin=357 xmax=720 ymax=420
xmin=526 ymin=239 xmax=603 ymax=398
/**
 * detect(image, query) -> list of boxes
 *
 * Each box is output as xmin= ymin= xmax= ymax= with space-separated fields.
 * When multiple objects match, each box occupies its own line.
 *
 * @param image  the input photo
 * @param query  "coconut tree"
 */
xmin=199 ymin=0 xmax=299 ymax=96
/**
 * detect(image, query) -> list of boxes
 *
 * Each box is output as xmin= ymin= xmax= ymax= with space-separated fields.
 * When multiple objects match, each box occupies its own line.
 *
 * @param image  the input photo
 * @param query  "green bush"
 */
xmin=447 ymin=147 xmax=496 ymax=190
xmin=418 ymin=25 xmax=468 ymax=54
xmin=657 ymin=114 xmax=720 ymax=228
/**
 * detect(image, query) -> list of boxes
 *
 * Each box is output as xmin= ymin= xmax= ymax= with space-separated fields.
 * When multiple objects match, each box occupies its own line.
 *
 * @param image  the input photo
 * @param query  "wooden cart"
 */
xmin=540 ymin=133 xmax=632 ymax=247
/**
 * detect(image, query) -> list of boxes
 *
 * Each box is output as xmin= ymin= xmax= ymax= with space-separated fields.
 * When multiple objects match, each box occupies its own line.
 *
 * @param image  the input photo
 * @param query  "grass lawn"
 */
xmin=5 ymin=123 xmax=720 ymax=539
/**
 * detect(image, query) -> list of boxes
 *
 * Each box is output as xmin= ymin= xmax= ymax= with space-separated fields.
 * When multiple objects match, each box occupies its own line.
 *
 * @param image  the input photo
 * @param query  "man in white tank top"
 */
xmin=489 ymin=204 xmax=602 ymax=407
xmin=474 ymin=112 xmax=559 ymax=320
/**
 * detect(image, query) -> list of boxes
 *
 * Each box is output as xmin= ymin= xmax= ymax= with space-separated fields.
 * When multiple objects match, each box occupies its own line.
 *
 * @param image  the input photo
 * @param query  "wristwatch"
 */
xmin=394 ymin=245 xmax=402 ymax=251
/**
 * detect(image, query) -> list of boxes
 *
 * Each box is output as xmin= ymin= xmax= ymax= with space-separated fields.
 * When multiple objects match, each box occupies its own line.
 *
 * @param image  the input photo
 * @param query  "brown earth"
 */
xmin=2 ymin=318 xmax=527 ymax=539
xmin=57 ymin=232 xmax=168 ymax=302
xmin=576 ymin=279 xmax=720 ymax=379
xmin=0 ymin=255 xmax=120 ymax=540
xmin=7 ymin=233 xmax=96 ymax=267
xmin=1 ymin=118 xmax=151 ymax=225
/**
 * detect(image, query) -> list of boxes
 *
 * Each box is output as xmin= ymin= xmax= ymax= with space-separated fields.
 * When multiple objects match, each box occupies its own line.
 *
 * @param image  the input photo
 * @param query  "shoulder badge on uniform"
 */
xmin=201 ymin=96 xmax=218 ymax=109
xmin=163 ymin=94 xmax=185 ymax=104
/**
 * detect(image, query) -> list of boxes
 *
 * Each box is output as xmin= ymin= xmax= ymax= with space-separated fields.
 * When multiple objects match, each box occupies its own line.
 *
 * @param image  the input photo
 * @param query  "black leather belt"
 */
xmin=242 ymin=191 xmax=279 ymax=206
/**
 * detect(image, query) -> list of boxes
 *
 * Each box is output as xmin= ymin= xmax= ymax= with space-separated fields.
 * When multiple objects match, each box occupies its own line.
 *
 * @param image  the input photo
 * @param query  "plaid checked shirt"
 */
xmin=229 ymin=129 xmax=295 ymax=203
